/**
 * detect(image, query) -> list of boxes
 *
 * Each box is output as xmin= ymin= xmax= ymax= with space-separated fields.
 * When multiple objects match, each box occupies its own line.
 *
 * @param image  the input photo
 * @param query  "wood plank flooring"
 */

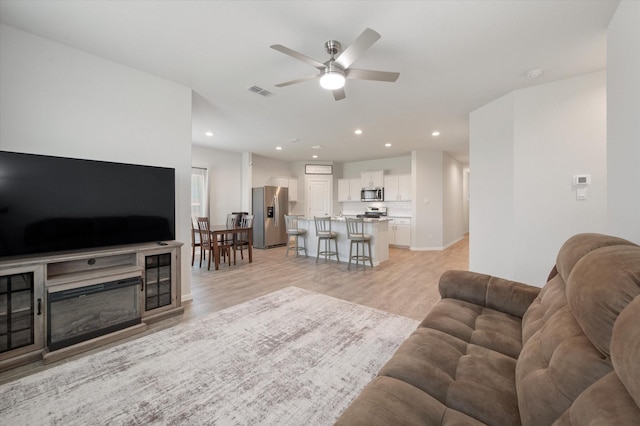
xmin=187 ymin=234 xmax=469 ymax=322
xmin=0 ymin=235 xmax=468 ymax=384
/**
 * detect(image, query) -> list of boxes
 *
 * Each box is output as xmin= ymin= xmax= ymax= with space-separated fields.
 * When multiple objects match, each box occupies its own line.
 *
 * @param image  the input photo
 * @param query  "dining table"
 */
xmin=209 ymin=224 xmax=253 ymax=270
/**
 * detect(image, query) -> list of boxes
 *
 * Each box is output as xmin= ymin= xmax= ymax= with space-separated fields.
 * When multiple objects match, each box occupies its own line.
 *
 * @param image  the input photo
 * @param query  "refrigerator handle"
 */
xmin=274 ymin=195 xmax=279 ymax=227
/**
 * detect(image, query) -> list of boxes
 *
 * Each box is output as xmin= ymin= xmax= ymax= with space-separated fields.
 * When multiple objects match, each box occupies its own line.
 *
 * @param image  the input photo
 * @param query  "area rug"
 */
xmin=0 ymin=286 xmax=418 ymax=425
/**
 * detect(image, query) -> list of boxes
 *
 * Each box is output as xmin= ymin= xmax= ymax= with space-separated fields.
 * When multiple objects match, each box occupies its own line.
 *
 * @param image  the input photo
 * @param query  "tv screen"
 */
xmin=0 ymin=151 xmax=175 ymax=258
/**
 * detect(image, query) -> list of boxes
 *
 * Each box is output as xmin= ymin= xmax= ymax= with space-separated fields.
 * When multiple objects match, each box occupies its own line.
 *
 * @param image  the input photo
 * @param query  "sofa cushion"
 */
xmin=378 ymin=327 xmax=520 ymax=426
xmin=555 ymin=233 xmax=636 ymax=283
xmin=567 ymin=245 xmax=640 ymax=357
xmin=516 ymin=235 xmax=640 ymax=426
xmin=335 ymin=376 xmax=487 ymax=425
xmin=419 ymin=298 xmax=524 ymax=358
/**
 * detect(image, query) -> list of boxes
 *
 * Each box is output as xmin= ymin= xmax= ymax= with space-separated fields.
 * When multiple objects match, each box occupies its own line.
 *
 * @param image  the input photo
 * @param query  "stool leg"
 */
xmin=302 ymin=234 xmax=308 ymax=257
xmin=294 ymin=233 xmax=299 ymax=257
xmin=286 ymin=235 xmax=290 ymax=257
xmin=316 ymin=237 xmax=321 ymax=263
xmin=348 ymin=240 xmax=353 ymax=270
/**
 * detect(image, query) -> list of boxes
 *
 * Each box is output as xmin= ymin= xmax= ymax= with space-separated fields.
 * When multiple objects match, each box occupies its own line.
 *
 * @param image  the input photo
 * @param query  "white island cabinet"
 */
xmin=296 ymin=217 xmax=389 ymax=266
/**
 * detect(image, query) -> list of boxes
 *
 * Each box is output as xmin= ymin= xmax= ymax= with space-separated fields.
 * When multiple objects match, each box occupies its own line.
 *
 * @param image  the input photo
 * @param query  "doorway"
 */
xmin=305 ymin=175 xmax=333 ymax=218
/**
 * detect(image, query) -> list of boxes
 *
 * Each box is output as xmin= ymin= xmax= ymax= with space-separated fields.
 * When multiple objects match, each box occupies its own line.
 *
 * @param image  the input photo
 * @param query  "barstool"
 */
xmin=285 ymin=215 xmax=307 ymax=257
xmin=346 ymin=217 xmax=373 ymax=270
xmin=314 ymin=216 xmax=339 ymax=263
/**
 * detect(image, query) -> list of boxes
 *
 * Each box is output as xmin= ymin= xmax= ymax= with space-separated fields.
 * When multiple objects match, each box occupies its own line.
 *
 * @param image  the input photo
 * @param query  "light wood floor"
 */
xmin=0 ymin=235 xmax=468 ymax=384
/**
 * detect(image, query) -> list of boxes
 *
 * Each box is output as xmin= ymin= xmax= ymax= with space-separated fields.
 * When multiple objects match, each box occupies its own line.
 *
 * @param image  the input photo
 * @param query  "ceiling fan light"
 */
xmin=320 ymin=71 xmax=345 ymax=90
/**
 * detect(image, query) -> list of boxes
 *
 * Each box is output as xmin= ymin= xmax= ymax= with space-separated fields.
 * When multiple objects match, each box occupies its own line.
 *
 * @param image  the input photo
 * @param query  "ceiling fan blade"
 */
xmin=334 ymin=28 xmax=381 ymax=69
xmin=270 ymin=44 xmax=326 ymax=70
xmin=275 ymin=74 xmax=320 ymax=88
xmin=345 ymin=68 xmax=400 ymax=82
xmin=332 ymin=88 xmax=346 ymax=101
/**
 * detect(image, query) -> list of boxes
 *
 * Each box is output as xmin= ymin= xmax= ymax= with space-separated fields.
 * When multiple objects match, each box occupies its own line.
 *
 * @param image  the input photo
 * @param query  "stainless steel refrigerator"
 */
xmin=252 ymin=186 xmax=288 ymax=248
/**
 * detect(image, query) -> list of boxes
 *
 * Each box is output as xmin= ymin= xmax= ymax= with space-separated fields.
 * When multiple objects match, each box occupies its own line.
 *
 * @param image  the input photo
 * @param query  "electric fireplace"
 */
xmin=47 ymin=276 xmax=142 ymax=351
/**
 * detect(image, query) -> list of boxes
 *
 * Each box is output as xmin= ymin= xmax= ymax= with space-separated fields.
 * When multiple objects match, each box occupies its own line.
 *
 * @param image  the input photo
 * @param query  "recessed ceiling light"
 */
xmin=312 ymin=155 xmax=318 ymax=159
xmin=275 ymin=146 xmax=283 ymax=151
xmin=205 ymin=131 xmax=214 ymax=137
xmin=432 ymin=131 xmax=440 ymax=137
xmin=354 ymin=129 xmax=363 ymax=135
xmin=385 ymin=143 xmax=392 ymax=147
xmin=311 ymin=145 xmax=323 ymax=149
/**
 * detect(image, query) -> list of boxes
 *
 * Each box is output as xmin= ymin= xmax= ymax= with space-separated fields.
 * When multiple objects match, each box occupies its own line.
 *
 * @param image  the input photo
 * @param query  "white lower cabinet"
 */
xmin=389 ymin=218 xmax=411 ymax=247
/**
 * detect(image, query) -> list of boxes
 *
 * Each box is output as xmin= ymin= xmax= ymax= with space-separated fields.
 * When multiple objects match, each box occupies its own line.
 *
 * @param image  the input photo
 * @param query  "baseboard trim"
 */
xmin=410 ymin=236 xmax=464 ymax=252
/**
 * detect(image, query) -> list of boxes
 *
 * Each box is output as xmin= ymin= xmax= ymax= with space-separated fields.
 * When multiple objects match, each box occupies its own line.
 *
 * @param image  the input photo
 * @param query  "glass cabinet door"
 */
xmin=0 ymin=267 xmax=44 ymax=358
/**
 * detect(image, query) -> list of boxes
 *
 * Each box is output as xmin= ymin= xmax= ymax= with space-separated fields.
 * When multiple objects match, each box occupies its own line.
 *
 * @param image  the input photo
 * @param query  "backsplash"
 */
xmin=339 ymin=201 xmax=412 ymax=217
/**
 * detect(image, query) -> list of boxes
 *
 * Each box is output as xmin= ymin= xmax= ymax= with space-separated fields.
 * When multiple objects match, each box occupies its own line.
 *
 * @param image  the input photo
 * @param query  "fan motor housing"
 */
xmin=324 ymin=40 xmax=341 ymax=56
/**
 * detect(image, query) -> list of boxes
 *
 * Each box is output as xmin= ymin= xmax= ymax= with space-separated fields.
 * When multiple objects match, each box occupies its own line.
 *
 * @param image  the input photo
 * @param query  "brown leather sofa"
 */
xmin=336 ymin=233 xmax=640 ymax=425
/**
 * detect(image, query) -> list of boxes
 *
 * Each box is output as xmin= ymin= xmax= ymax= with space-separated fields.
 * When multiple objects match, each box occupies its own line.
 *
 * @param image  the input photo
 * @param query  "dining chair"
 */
xmin=191 ymin=218 xmax=203 ymax=266
xmin=219 ymin=214 xmax=237 ymax=263
xmin=196 ymin=216 xmax=213 ymax=269
xmin=198 ymin=216 xmax=234 ymax=269
xmin=234 ymin=214 xmax=254 ymax=260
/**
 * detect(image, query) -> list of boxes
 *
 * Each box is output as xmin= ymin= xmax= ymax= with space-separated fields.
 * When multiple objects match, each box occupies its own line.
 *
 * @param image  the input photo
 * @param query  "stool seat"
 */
xmin=314 ymin=216 xmax=339 ymax=263
xmin=285 ymin=215 xmax=307 ymax=257
xmin=346 ymin=218 xmax=373 ymax=270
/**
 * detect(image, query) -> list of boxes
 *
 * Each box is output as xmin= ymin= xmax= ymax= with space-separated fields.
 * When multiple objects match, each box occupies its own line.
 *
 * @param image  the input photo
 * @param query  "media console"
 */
xmin=0 ymin=241 xmax=183 ymax=372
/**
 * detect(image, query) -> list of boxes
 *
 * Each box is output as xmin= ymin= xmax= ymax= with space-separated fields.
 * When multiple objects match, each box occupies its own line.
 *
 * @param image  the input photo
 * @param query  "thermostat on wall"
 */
xmin=573 ymin=175 xmax=591 ymax=185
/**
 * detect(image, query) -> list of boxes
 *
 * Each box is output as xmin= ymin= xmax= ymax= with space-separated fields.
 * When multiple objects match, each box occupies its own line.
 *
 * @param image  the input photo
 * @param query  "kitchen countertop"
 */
xmin=299 ymin=216 xmax=392 ymax=223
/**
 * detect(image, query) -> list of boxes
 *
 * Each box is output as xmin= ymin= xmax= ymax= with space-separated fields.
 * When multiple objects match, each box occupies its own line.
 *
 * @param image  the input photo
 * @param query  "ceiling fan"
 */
xmin=270 ymin=28 xmax=400 ymax=101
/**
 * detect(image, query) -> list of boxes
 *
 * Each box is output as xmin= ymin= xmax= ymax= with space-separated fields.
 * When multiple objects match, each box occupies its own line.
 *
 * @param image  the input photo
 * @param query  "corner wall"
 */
xmin=469 ymin=72 xmax=607 ymax=285
xmin=607 ymin=1 xmax=640 ymax=242
xmin=0 ymin=24 xmax=194 ymax=299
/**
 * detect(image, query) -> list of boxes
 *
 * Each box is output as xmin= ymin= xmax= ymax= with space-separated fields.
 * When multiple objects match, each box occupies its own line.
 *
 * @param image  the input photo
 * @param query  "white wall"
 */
xmin=191 ymin=145 xmax=243 ymax=225
xmin=607 ymin=1 xmax=640 ymax=243
xmin=469 ymin=93 xmax=516 ymax=279
xmin=470 ymin=72 xmax=607 ymax=285
xmin=442 ymin=152 xmax=465 ymax=247
xmin=412 ymin=150 xmax=444 ymax=249
xmin=250 ymin=154 xmax=294 ymax=188
xmin=0 ymin=25 xmax=194 ymax=299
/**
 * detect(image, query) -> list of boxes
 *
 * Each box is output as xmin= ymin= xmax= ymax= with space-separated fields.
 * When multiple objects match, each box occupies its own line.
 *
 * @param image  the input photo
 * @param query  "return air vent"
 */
xmin=248 ymin=85 xmax=273 ymax=97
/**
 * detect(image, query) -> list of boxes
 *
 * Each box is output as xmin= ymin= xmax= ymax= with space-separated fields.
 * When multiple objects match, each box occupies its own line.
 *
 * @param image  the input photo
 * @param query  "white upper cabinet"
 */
xmin=338 ymin=178 xmax=361 ymax=202
xmin=361 ymin=170 xmax=384 ymax=188
xmin=384 ymin=174 xmax=412 ymax=201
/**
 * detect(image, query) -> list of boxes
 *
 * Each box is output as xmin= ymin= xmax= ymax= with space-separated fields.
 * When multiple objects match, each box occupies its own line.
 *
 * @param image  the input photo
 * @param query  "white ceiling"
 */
xmin=0 ymin=1 xmax=619 ymax=165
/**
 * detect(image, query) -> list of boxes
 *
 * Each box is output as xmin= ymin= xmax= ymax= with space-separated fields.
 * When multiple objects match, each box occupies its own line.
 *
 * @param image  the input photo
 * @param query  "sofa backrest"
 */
xmin=516 ymin=233 xmax=640 ymax=426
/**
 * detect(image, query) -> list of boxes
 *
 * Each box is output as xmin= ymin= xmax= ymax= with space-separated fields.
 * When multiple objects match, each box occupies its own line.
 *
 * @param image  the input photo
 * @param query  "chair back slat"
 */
xmin=346 ymin=217 xmax=365 ymax=237
xmin=196 ymin=217 xmax=211 ymax=246
xmin=314 ymin=216 xmax=332 ymax=235
xmin=285 ymin=215 xmax=299 ymax=231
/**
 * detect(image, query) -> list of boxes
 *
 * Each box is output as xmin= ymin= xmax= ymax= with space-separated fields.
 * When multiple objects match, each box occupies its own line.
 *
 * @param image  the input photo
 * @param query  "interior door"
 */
xmin=306 ymin=175 xmax=332 ymax=218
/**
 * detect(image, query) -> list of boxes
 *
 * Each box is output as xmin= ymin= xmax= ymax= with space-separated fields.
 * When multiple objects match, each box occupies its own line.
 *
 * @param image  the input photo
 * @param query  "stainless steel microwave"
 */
xmin=361 ymin=187 xmax=384 ymax=202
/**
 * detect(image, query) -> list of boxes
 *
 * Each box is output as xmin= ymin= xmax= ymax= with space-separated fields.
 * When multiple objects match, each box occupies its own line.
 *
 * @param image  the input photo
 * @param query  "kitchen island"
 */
xmin=296 ymin=217 xmax=390 ymax=266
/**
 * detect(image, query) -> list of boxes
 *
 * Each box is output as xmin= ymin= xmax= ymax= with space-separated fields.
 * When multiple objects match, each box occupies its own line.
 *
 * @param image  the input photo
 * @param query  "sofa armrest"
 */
xmin=439 ymin=270 xmax=540 ymax=318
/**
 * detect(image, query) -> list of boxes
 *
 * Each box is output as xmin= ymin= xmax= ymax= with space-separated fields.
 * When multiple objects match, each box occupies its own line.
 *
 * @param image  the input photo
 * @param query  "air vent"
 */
xmin=248 ymin=85 xmax=273 ymax=97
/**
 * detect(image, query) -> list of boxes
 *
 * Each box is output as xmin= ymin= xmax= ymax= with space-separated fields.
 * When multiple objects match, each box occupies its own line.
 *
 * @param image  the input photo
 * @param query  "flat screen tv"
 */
xmin=0 ymin=151 xmax=175 ymax=258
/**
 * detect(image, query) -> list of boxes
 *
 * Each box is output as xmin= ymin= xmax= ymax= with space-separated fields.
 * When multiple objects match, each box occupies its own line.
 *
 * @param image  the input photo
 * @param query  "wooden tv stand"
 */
xmin=0 ymin=241 xmax=183 ymax=372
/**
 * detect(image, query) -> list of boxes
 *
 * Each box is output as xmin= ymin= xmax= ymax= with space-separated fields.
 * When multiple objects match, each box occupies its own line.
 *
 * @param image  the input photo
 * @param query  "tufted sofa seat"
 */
xmin=336 ymin=233 xmax=640 ymax=425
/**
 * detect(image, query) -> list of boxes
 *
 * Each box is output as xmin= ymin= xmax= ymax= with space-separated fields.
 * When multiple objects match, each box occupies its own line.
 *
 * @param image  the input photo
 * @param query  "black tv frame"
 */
xmin=0 ymin=151 xmax=176 ymax=258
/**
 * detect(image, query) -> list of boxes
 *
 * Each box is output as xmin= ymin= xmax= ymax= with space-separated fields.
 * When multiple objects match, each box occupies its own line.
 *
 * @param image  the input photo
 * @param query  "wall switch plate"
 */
xmin=576 ymin=187 xmax=588 ymax=200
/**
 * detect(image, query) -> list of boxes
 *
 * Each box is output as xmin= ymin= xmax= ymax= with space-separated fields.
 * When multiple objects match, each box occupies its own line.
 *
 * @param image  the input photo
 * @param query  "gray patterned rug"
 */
xmin=1 ymin=286 xmax=418 ymax=425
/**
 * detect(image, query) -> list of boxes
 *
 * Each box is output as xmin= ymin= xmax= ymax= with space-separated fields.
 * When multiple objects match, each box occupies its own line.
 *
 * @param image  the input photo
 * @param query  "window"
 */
xmin=191 ymin=167 xmax=208 ymax=219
